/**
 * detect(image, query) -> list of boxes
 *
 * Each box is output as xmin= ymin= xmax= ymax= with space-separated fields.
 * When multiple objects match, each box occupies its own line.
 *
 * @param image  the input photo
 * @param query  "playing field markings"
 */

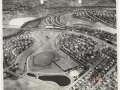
xmin=55 ymin=57 xmax=80 ymax=71
xmin=60 ymin=62 xmax=72 ymax=68
xmin=60 ymin=58 xmax=72 ymax=68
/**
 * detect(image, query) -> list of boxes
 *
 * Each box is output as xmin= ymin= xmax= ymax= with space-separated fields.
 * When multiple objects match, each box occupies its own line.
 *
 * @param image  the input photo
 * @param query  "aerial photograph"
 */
xmin=3 ymin=0 xmax=117 ymax=90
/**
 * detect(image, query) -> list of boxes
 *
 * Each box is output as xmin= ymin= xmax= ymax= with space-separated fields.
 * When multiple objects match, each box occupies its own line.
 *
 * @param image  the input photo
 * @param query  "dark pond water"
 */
xmin=27 ymin=73 xmax=36 ymax=77
xmin=38 ymin=75 xmax=71 ymax=86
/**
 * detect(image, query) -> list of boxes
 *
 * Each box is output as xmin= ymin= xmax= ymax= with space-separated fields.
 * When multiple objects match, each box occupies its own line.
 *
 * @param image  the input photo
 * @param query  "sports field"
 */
xmin=28 ymin=51 xmax=63 ymax=73
xmin=55 ymin=58 xmax=79 ymax=71
xmin=33 ymin=51 xmax=55 ymax=67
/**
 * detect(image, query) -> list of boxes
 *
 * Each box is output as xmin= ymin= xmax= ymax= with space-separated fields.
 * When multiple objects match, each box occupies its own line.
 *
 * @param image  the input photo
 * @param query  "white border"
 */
xmin=0 ymin=0 xmax=120 ymax=90
xmin=0 ymin=0 xmax=3 ymax=89
xmin=117 ymin=0 xmax=120 ymax=90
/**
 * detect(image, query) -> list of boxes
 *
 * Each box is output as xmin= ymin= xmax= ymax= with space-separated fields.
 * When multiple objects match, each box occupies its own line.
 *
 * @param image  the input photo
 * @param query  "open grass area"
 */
xmin=55 ymin=58 xmax=79 ymax=71
xmin=28 ymin=51 xmax=63 ymax=74
xmin=55 ymin=50 xmax=68 ymax=59
xmin=33 ymin=51 xmax=55 ymax=67
xmin=3 ymin=28 xmax=20 ymax=37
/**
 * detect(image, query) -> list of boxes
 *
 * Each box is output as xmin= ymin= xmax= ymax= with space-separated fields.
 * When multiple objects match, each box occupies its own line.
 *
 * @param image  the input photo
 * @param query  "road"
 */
xmin=14 ymin=31 xmax=48 ymax=74
xmin=44 ymin=6 xmax=116 ymax=10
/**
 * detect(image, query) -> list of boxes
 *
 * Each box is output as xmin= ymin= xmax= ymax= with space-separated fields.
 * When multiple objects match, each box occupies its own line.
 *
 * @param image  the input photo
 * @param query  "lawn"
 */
xmin=3 ymin=28 xmax=20 ymax=37
xmin=33 ymin=51 xmax=55 ymax=67
xmin=28 ymin=51 xmax=63 ymax=74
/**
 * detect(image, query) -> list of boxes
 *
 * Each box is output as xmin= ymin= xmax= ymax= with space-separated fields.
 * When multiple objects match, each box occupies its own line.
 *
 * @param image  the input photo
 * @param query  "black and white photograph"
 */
xmin=2 ymin=0 xmax=117 ymax=90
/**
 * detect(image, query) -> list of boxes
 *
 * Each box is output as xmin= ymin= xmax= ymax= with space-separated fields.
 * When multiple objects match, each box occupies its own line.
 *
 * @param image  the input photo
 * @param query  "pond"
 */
xmin=27 ymin=73 xmax=36 ymax=77
xmin=38 ymin=75 xmax=71 ymax=86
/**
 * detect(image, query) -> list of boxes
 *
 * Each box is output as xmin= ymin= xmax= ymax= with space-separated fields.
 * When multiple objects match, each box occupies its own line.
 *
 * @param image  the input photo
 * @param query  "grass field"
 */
xmin=33 ymin=51 xmax=55 ymax=67
xmin=3 ymin=28 xmax=20 ymax=37
xmin=55 ymin=58 xmax=79 ymax=71
xmin=28 ymin=51 xmax=63 ymax=74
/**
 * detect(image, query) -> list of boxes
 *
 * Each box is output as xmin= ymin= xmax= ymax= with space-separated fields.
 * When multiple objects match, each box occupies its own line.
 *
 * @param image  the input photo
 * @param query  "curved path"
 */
xmin=15 ymin=31 xmax=48 ymax=74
